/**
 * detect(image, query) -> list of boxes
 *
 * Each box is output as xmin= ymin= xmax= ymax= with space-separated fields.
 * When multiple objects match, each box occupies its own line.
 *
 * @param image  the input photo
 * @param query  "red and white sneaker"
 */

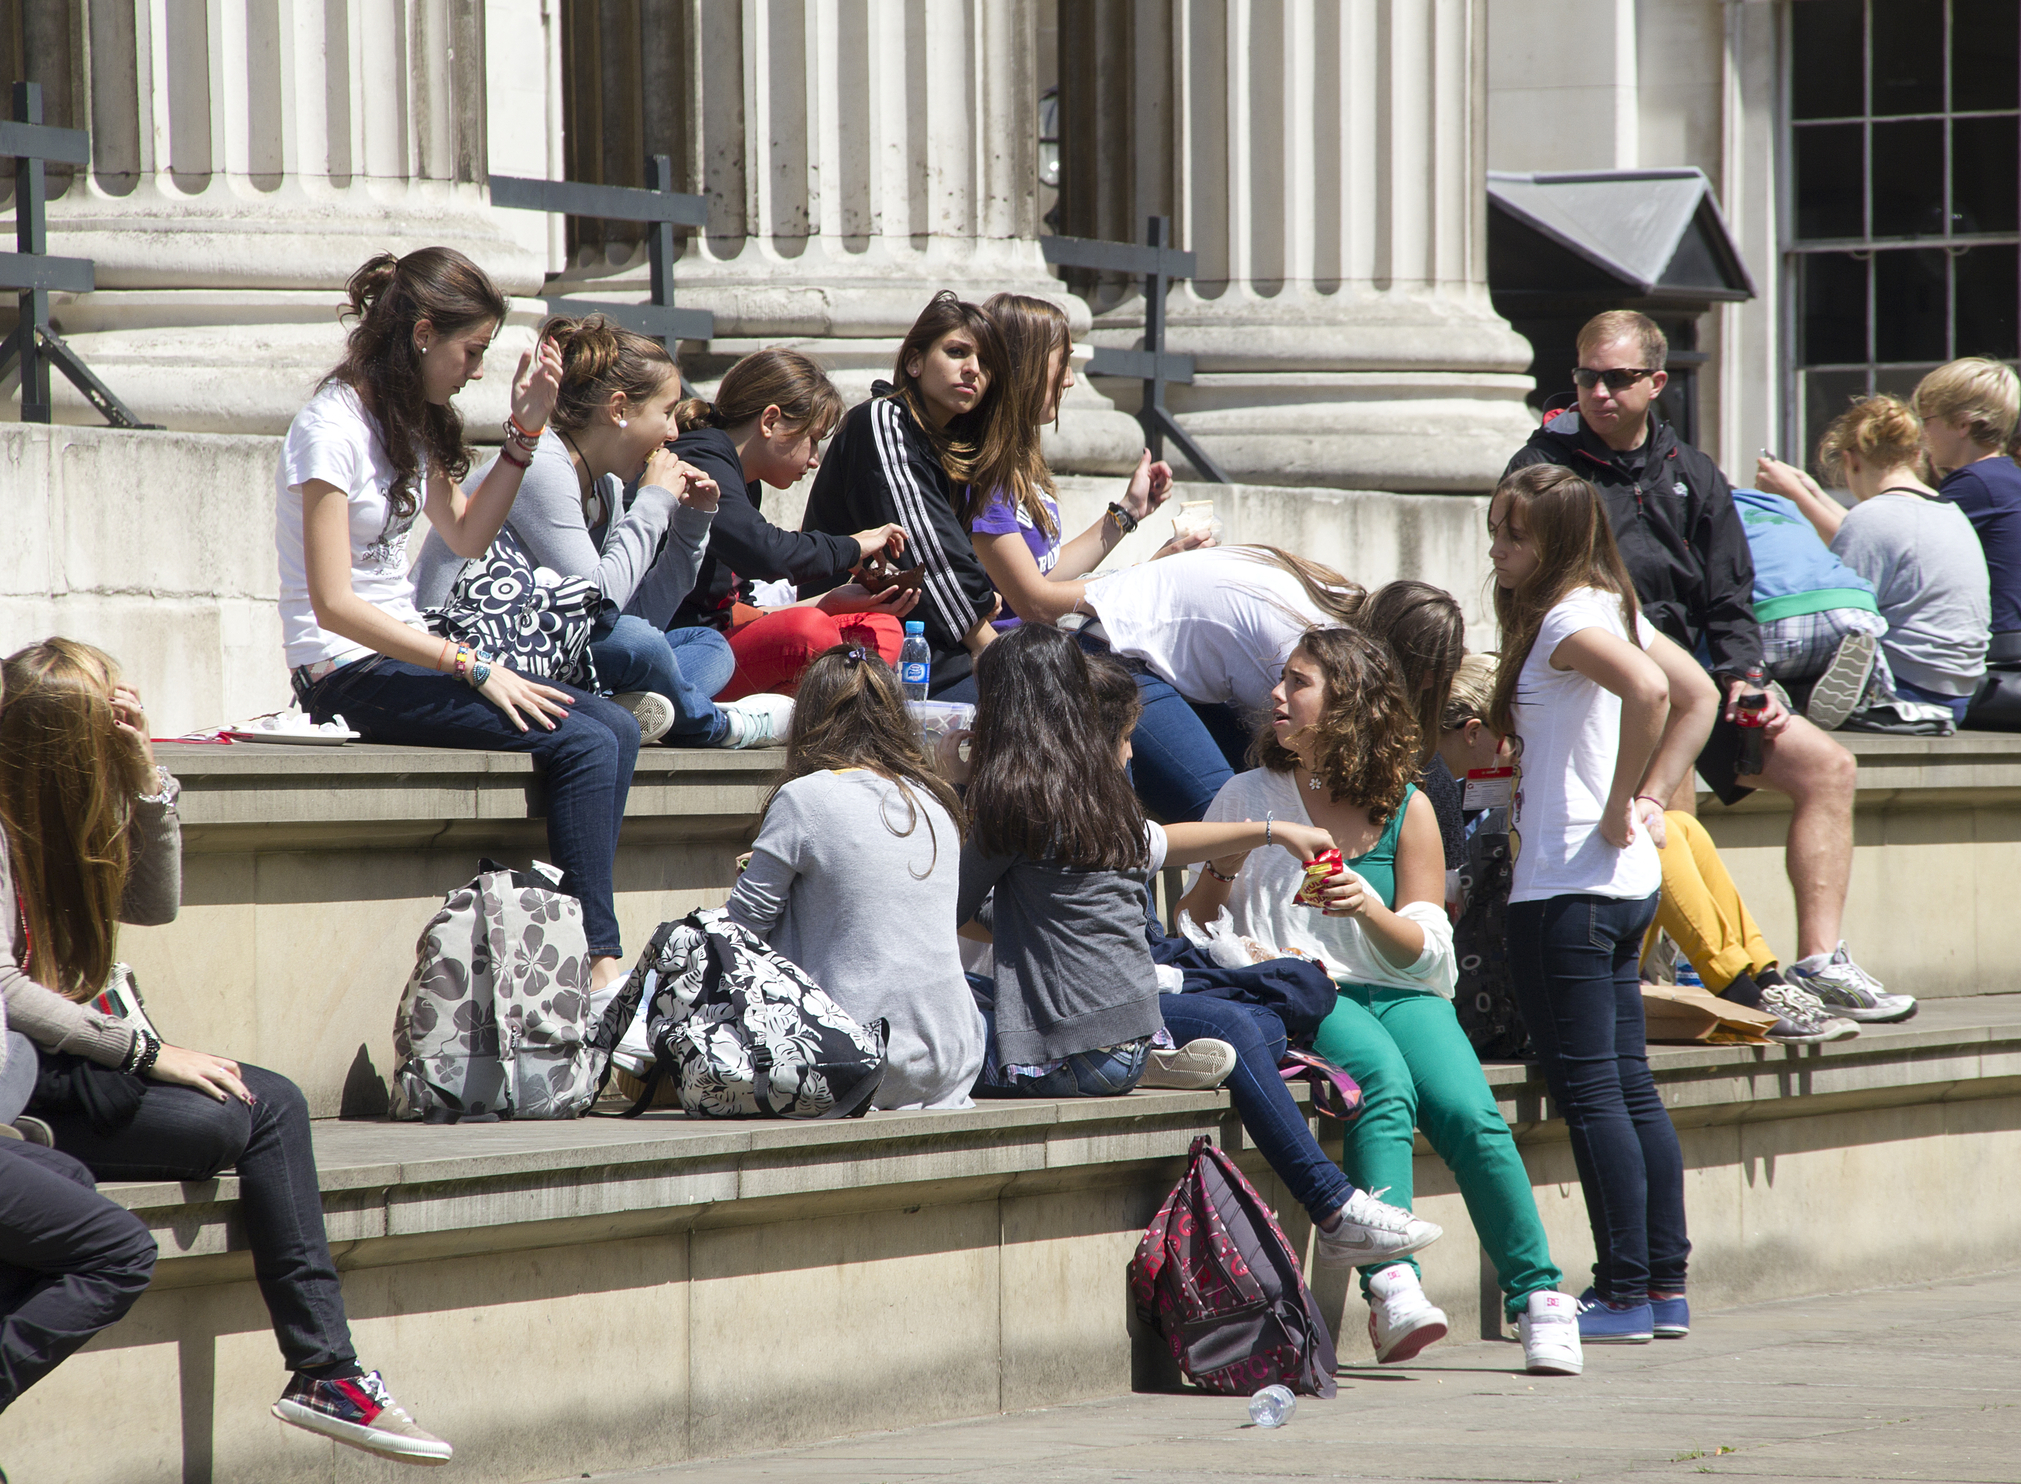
xmin=1366 ymin=1263 xmax=1449 ymax=1364
xmin=272 ymin=1370 xmax=452 ymax=1466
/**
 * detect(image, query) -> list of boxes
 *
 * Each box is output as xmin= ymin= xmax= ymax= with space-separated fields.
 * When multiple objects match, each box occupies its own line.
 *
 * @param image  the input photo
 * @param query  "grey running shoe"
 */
xmin=1805 ymin=631 xmax=1878 ymax=731
xmin=612 ymin=691 xmax=676 ymax=745
xmin=1760 ymin=983 xmax=1859 ymax=1044
xmin=1786 ymin=942 xmax=1917 ymax=1024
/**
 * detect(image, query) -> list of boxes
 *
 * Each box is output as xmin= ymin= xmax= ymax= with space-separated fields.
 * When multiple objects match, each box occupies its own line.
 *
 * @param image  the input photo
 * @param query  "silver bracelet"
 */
xmin=136 ymin=765 xmax=176 ymax=806
xmin=1265 ymin=812 xmax=1274 ymax=847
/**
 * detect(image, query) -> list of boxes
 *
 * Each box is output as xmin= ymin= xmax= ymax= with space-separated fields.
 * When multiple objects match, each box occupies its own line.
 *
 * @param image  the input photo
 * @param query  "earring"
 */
xmin=618 ymin=418 xmax=629 ymax=428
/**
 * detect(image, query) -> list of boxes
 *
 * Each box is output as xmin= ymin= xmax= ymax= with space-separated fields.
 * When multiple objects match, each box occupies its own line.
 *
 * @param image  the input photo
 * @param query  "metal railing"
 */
xmin=489 ymin=154 xmax=713 ymax=345
xmin=1042 ymin=215 xmax=1226 ymax=482
xmin=0 ymin=82 xmax=157 ymax=428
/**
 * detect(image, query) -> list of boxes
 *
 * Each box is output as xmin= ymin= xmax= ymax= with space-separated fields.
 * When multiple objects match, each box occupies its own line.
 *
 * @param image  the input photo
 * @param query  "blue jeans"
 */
xmin=589 ymin=615 xmax=738 ymax=742
xmin=35 ymin=1064 xmax=350 ymax=1374
xmin=1506 ymin=891 xmax=1688 ymax=1302
xmin=967 ymin=975 xmax=1149 ymax=1096
xmin=298 ymin=657 xmax=638 ymax=957
xmin=1159 ymin=993 xmax=1354 ymax=1225
xmin=0 ymin=1030 xmax=36 ymax=1125
xmin=1893 ymin=676 xmax=1973 ymax=722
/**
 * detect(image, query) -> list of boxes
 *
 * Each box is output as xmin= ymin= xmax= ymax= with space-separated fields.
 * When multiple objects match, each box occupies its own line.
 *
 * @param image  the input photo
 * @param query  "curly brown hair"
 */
xmin=1255 ymin=626 xmax=1420 ymax=826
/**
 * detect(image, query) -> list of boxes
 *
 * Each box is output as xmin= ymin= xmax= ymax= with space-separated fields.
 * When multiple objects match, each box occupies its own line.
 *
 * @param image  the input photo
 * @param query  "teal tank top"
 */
xmin=1344 ymin=782 xmax=1415 ymax=911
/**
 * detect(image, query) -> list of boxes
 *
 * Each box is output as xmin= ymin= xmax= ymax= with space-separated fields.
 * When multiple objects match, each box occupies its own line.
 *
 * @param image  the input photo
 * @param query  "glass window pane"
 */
xmin=1873 ymin=0 xmax=1945 ymax=115
xmin=1953 ymin=115 xmax=2020 ymax=234
xmin=1793 ymin=0 xmax=1867 ymax=120
xmin=1796 ymin=123 xmax=1866 ymax=239
xmin=1875 ymin=247 xmax=1951 ymax=361
xmin=1871 ymin=118 xmax=1946 ymax=235
xmin=1804 ymin=368 xmax=1872 ymax=473
xmin=1802 ymin=251 xmax=1871 ymax=364
xmin=1955 ymin=242 xmax=2020 ymax=359
xmin=1953 ymin=0 xmax=2020 ymax=112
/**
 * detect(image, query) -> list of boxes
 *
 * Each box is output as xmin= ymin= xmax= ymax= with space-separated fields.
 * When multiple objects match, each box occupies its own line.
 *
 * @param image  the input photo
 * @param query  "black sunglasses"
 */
xmin=1572 ymin=366 xmax=1657 ymax=391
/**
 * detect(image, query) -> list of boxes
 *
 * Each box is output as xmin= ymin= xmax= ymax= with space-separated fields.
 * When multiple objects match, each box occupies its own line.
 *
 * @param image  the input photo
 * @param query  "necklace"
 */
xmin=1305 ymin=771 xmax=1322 ymax=792
xmin=559 ymin=431 xmax=607 ymax=527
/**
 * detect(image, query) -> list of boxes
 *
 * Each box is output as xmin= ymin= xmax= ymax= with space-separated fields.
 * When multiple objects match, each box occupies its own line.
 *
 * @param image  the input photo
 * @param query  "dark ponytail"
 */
xmin=542 ymin=314 xmax=679 ymax=434
xmin=323 ymin=247 xmax=507 ymax=519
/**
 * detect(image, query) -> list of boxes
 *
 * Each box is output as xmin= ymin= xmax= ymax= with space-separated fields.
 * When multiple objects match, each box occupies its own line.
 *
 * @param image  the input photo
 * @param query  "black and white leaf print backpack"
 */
xmin=620 ymin=909 xmax=888 ymax=1120
xmin=424 ymin=524 xmax=603 ymax=689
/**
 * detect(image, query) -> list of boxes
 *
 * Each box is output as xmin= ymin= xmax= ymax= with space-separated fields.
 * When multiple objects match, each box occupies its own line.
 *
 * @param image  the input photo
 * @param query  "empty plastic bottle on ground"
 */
xmin=899 ymin=621 xmax=930 ymax=700
xmin=1248 ymin=1384 xmax=1296 ymax=1428
xmin=1674 ymin=960 xmax=1705 ymax=989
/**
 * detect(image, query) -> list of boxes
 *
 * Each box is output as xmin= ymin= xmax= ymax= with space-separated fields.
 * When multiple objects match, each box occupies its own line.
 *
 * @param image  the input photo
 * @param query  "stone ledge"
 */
xmin=1711 ymin=730 xmax=2021 ymax=810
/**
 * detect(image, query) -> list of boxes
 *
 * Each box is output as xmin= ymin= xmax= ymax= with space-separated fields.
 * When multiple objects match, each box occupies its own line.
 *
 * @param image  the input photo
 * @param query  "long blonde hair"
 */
xmin=969 ymin=293 xmax=1069 ymax=534
xmin=0 ymin=639 xmax=153 ymax=1000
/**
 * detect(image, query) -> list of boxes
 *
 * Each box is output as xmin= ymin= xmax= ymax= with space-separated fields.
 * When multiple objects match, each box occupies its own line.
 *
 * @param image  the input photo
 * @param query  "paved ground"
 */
xmin=554 ymin=1268 xmax=2021 ymax=1484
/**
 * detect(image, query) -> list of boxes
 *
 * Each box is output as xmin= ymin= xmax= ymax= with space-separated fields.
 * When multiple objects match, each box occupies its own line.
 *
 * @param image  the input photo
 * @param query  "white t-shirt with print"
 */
xmin=1508 ymin=586 xmax=1662 ymax=905
xmin=275 ymin=383 xmax=428 ymax=669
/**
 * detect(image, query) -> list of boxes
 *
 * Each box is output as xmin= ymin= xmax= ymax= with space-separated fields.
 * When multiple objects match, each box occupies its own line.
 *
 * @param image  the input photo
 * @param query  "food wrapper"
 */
xmin=1292 ymin=848 xmax=1343 ymax=908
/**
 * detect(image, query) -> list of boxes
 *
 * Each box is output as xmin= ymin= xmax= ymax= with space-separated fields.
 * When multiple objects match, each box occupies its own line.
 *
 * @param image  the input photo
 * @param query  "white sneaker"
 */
xmin=1760 ymin=982 xmax=1859 ymax=1044
xmin=712 ymin=693 xmax=794 ymax=749
xmin=1786 ymin=942 xmax=1917 ymax=1024
xmin=1313 ymin=1186 xmax=1442 ymax=1269
xmin=1365 ymin=1263 xmax=1449 ymax=1364
xmin=1138 ymin=1038 xmax=1237 ymax=1090
xmin=612 ymin=691 xmax=676 ymax=745
xmin=1518 ymin=1290 xmax=1585 ymax=1376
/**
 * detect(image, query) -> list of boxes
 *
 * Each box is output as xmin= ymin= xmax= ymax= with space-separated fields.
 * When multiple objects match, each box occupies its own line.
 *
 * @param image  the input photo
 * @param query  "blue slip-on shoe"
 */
xmin=1650 ymin=1294 xmax=1690 ymax=1338
xmin=1576 ymin=1290 xmax=1654 ymax=1343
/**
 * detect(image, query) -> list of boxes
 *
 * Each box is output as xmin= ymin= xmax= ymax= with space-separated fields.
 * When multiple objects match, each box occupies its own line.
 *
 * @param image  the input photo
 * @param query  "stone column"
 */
xmin=549 ymin=0 xmax=1142 ymax=473
xmin=27 ymin=1 xmax=543 ymax=433
xmin=1061 ymin=0 xmax=1536 ymax=492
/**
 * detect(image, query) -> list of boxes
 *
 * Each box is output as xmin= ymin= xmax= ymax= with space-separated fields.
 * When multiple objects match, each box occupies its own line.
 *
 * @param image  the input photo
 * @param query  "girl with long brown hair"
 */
xmin=1179 ymin=624 xmax=1584 ymax=1376
xmin=0 ymin=640 xmax=450 ymax=1462
xmin=801 ymin=292 xmax=1008 ymax=697
xmin=723 ymin=645 xmax=983 ymax=1108
xmin=1487 ymin=462 xmax=1717 ymax=1348
xmin=668 ymin=347 xmax=923 ymax=698
xmin=283 ymin=249 xmax=638 ymax=991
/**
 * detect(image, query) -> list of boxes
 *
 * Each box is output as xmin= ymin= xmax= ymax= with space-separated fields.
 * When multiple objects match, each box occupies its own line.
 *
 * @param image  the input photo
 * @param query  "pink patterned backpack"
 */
xmin=1128 ymin=1134 xmax=1339 ymax=1398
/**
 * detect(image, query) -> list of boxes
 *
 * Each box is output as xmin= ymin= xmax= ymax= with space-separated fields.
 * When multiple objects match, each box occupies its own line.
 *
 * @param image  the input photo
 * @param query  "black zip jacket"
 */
xmin=667 ymin=426 xmax=861 ymax=631
xmin=801 ymin=384 xmax=997 ymax=695
xmin=1504 ymin=409 xmax=1763 ymax=679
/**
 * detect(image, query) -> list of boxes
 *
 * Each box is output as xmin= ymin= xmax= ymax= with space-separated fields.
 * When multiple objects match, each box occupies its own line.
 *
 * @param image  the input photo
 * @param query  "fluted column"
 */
xmin=1063 ymin=0 xmax=1535 ymax=492
xmin=550 ymin=0 xmax=1142 ymax=473
xmin=27 ymin=1 xmax=543 ymax=433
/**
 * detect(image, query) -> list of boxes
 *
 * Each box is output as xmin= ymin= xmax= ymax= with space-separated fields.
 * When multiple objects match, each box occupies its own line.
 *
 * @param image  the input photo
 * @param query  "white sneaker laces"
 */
xmin=1344 ymin=1187 xmax=1414 ymax=1233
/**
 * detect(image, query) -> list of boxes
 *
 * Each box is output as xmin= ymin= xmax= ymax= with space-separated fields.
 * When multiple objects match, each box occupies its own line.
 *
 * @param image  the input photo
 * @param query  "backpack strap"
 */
xmin=590 ymin=918 xmax=680 ymax=1115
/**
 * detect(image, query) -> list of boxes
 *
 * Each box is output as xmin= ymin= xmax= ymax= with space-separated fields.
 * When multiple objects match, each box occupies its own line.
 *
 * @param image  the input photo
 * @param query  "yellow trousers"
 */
xmin=1644 ymin=811 xmax=1777 ymax=991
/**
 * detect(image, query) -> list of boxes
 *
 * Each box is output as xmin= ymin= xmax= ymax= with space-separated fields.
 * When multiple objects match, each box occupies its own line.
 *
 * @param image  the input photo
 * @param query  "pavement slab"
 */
xmin=547 ymin=1268 xmax=2021 ymax=1484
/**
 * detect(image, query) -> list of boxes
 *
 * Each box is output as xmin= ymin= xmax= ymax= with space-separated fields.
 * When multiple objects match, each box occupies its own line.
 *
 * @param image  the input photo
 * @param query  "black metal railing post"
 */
xmin=1041 ymin=214 xmax=1228 ymax=483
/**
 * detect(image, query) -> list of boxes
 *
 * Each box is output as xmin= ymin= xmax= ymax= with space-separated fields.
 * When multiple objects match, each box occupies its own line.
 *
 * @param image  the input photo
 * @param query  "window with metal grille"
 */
xmin=1787 ymin=0 xmax=2020 ymax=469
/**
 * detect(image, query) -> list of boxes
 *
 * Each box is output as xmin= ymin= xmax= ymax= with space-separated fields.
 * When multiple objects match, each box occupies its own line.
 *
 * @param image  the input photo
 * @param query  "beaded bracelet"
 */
xmin=1203 ymin=862 xmax=1238 ymax=883
xmin=505 ymin=413 xmax=545 ymax=446
xmin=498 ymin=443 xmax=531 ymax=470
xmin=1105 ymin=501 xmax=1139 ymax=536
xmin=122 ymin=1026 xmax=161 ymax=1077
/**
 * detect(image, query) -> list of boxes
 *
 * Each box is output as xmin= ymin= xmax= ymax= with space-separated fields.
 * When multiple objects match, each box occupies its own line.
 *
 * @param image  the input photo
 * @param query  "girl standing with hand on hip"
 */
xmin=282 ymin=248 xmax=642 ymax=991
xmin=1487 ymin=463 xmax=1719 ymax=1346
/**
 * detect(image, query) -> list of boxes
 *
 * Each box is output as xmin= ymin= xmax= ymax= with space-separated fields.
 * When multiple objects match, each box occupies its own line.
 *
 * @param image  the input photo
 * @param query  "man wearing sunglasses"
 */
xmin=1504 ymin=311 xmax=1878 ymax=1017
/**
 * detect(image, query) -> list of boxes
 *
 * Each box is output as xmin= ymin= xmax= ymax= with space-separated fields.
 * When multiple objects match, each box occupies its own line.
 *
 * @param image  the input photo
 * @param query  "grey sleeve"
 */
xmin=0 ymin=837 xmax=136 ymax=1066
xmin=724 ymin=787 xmax=805 ymax=937
xmin=121 ymin=777 xmax=182 ymax=927
xmin=590 ymin=477 xmax=679 ymax=610
xmin=624 ymin=503 xmax=718 ymax=629
xmin=956 ymin=841 xmax=1012 ymax=927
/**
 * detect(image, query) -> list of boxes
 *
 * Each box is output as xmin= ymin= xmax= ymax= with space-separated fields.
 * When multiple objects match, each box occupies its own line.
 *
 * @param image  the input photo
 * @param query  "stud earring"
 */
xmin=619 ymin=418 xmax=629 ymax=428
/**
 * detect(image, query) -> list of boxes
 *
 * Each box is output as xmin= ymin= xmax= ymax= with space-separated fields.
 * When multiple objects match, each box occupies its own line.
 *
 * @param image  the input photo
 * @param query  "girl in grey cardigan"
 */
xmin=413 ymin=315 xmax=793 ymax=748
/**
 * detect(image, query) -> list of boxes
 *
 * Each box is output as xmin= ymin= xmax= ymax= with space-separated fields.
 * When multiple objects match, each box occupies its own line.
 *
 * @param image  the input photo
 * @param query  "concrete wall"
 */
xmin=0 ymin=424 xmax=1494 ymax=739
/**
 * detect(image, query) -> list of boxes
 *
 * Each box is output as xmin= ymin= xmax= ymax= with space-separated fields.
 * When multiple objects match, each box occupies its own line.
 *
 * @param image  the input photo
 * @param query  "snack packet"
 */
xmin=1292 ymin=848 xmax=1344 ymax=908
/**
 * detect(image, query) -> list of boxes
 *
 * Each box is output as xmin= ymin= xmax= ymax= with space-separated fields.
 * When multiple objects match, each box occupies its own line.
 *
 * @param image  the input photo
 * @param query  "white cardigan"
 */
xmin=1197 ymin=767 xmax=1457 ymax=999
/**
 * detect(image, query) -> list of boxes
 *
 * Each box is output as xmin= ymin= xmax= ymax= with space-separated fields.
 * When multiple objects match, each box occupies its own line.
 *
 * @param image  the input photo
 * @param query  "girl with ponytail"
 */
xmin=413 ymin=313 xmax=794 ymax=748
xmin=281 ymin=249 xmax=639 ymax=988
xmin=660 ymin=347 xmax=918 ymax=698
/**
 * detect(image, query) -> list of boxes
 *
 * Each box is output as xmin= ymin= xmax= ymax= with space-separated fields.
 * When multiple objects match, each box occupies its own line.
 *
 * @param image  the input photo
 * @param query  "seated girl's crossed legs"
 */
xmin=720 ymin=607 xmax=904 ymax=700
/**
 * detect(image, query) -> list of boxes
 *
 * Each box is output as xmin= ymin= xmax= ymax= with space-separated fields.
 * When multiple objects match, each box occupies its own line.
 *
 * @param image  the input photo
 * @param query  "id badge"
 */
xmin=1464 ymin=766 xmax=1515 ymax=810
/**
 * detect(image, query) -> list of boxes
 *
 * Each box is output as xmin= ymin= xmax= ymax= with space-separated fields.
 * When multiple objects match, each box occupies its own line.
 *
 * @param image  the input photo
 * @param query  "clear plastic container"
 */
xmin=1248 ymin=1384 xmax=1296 ymax=1428
xmin=907 ymin=700 xmax=975 ymax=743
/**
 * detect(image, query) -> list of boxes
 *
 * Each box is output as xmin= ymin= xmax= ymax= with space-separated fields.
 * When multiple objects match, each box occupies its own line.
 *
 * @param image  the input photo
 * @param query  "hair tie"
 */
xmin=843 ymin=646 xmax=867 ymax=667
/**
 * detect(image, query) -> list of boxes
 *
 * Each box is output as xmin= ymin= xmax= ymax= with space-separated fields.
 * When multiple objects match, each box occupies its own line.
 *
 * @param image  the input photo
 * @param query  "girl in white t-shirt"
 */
xmin=1487 ymin=463 xmax=1719 ymax=1345
xmin=280 ymin=248 xmax=638 ymax=988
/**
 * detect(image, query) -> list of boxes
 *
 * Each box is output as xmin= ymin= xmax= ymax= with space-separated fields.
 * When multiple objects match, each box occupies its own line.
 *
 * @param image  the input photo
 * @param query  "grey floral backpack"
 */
xmin=391 ymin=860 xmax=607 ymax=1121
xmin=619 ymin=909 xmax=888 ymax=1120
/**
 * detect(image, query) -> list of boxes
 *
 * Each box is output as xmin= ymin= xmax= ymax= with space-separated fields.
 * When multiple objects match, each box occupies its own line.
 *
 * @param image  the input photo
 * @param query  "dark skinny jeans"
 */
xmin=1507 ymin=891 xmax=1689 ymax=1302
xmin=298 ymin=656 xmax=639 ymax=957
xmin=35 ymin=1064 xmax=354 ymax=1374
xmin=0 ymin=1140 xmax=156 ymax=1411
xmin=1158 ymin=993 xmax=1355 ymax=1226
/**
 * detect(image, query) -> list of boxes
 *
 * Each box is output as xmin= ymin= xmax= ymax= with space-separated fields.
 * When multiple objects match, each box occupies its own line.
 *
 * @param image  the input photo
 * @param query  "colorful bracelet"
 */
xmin=1203 ymin=862 xmax=1239 ymax=883
xmin=505 ymin=413 xmax=545 ymax=446
xmin=468 ymin=658 xmax=492 ymax=689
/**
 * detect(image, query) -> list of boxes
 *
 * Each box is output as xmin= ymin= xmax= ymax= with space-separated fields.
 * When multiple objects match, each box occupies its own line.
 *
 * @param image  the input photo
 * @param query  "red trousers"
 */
xmin=720 ymin=606 xmax=905 ymax=699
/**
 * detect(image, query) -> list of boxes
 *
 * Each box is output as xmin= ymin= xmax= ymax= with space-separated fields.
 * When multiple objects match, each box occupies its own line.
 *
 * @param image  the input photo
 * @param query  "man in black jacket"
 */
xmin=1504 ymin=312 xmax=1895 ymax=1015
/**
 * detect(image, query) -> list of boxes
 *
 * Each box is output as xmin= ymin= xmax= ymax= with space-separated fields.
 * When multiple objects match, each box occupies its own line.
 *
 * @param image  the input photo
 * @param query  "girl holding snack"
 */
xmin=1180 ymin=625 xmax=1584 ymax=1377
xmin=281 ymin=248 xmax=638 ymax=990
xmin=724 ymin=645 xmax=984 ymax=1109
xmin=1486 ymin=463 xmax=1719 ymax=1345
xmin=952 ymin=626 xmax=1442 ymax=1266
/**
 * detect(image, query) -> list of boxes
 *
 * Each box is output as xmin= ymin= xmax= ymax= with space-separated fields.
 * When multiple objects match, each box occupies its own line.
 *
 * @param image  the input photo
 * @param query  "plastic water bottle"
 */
xmin=1674 ymin=959 xmax=1705 ymax=989
xmin=899 ymin=620 xmax=930 ymax=700
xmin=1248 ymin=1384 xmax=1295 ymax=1428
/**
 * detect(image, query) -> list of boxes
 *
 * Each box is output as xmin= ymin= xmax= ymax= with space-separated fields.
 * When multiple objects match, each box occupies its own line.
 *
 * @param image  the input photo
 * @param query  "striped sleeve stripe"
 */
xmin=870 ymin=398 xmax=980 ymax=634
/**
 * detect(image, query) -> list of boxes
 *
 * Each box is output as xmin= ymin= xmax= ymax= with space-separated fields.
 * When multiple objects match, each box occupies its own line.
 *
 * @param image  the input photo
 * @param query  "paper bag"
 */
xmin=1640 ymin=985 xmax=1777 ymax=1045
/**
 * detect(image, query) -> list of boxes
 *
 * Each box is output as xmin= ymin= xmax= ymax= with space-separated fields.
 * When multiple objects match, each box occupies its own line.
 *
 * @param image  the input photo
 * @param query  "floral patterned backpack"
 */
xmin=619 ymin=909 xmax=888 ymax=1120
xmin=390 ymin=860 xmax=606 ymax=1121
xmin=1129 ymin=1134 xmax=1339 ymax=1399
xmin=424 ymin=525 xmax=602 ymax=689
